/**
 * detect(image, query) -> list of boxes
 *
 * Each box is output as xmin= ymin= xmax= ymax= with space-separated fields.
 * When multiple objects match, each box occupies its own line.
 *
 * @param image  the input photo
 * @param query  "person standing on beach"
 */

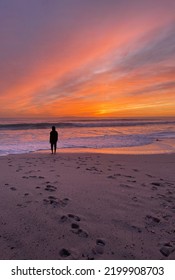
xmin=50 ymin=126 xmax=58 ymax=154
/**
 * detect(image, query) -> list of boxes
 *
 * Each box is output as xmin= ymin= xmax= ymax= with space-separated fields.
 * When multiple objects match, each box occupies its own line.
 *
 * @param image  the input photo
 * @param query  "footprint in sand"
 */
xmin=59 ymin=198 xmax=70 ymax=207
xmin=59 ymin=248 xmax=71 ymax=258
xmin=120 ymin=184 xmax=133 ymax=189
xmin=59 ymin=214 xmax=80 ymax=223
xmin=125 ymin=175 xmax=135 ymax=178
xmin=92 ymin=239 xmax=106 ymax=255
xmin=22 ymin=176 xmax=29 ymax=179
xmin=72 ymin=228 xmax=89 ymax=238
xmin=146 ymin=174 xmax=154 ymax=178
xmin=114 ymin=173 xmax=122 ymax=177
xmin=68 ymin=214 xmax=81 ymax=222
xmin=43 ymin=196 xmax=69 ymax=207
xmin=17 ymin=203 xmax=26 ymax=208
xmin=17 ymin=204 xmax=22 ymax=207
xmin=96 ymin=239 xmax=106 ymax=246
xmin=151 ymin=186 xmax=158 ymax=191
xmin=43 ymin=196 xmax=59 ymax=207
xmin=107 ymin=175 xmax=116 ymax=179
xmin=127 ymin=180 xmax=136 ymax=183
xmin=160 ymin=242 xmax=175 ymax=257
xmin=59 ymin=213 xmax=88 ymax=238
xmin=71 ymin=223 xmax=79 ymax=229
xmin=10 ymin=187 xmax=17 ymax=191
xmin=132 ymin=196 xmax=138 ymax=202
xmin=145 ymin=215 xmax=160 ymax=227
xmin=59 ymin=215 xmax=69 ymax=223
xmin=162 ymin=214 xmax=172 ymax=221
xmin=44 ymin=185 xmax=57 ymax=192
xmin=151 ymin=182 xmax=162 ymax=187
xmin=69 ymin=218 xmax=88 ymax=238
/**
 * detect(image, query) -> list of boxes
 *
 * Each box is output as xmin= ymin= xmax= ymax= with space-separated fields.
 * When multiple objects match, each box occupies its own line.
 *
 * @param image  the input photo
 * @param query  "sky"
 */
xmin=0 ymin=0 xmax=175 ymax=118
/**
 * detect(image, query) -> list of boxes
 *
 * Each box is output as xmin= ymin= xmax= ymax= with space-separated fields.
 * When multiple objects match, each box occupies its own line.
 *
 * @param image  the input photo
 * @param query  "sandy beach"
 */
xmin=0 ymin=151 xmax=175 ymax=260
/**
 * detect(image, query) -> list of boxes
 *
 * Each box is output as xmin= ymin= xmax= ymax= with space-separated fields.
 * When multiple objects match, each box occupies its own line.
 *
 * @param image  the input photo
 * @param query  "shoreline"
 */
xmin=0 ymin=152 xmax=175 ymax=259
xmin=0 ymin=138 xmax=175 ymax=157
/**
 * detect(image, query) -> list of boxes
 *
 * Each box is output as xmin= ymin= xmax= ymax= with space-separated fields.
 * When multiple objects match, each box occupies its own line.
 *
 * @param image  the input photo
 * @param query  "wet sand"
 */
xmin=0 ymin=152 xmax=175 ymax=259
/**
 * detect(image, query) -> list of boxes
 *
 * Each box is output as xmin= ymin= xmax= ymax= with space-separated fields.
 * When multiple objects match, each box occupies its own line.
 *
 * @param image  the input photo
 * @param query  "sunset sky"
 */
xmin=0 ymin=0 xmax=175 ymax=118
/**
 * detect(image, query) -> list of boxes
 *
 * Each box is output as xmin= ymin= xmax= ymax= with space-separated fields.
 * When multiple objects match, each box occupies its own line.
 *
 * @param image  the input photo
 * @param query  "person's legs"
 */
xmin=51 ymin=143 xmax=54 ymax=154
xmin=54 ymin=143 xmax=57 ymax=154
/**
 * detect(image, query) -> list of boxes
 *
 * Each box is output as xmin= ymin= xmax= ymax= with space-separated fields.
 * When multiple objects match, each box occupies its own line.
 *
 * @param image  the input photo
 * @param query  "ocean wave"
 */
xmin=0 ymin=119 xmax=175 ymax=130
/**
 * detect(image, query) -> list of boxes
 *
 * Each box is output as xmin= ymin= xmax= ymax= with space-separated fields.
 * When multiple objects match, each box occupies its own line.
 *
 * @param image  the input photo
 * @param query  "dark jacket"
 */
xmin=50 ymin=130 xmax=58 ymax=144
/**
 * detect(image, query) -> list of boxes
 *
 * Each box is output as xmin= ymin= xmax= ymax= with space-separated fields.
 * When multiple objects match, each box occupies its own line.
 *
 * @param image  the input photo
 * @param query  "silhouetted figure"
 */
xmin=50 ymin=126 xmax=58 ymax=154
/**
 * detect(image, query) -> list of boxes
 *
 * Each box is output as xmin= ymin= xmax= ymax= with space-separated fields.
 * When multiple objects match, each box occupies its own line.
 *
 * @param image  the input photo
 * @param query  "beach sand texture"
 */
xmin=0 ymin=152 xmax=175 ymax=260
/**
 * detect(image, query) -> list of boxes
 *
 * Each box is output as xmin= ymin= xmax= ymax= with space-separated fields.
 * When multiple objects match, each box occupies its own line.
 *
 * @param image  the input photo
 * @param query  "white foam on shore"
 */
xmin=31 ymin=138 xmax=175 ymax=155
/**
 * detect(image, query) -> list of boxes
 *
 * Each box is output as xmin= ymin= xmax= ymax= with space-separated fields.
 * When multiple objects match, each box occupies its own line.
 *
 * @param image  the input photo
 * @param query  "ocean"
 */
xmin=0 ymin=117 xmax=175 ymax=156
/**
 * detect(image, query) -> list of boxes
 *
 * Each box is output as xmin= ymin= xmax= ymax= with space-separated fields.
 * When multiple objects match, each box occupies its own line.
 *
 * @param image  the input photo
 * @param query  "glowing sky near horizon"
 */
xmin=0 ymin=0 xmax=175 ymax=118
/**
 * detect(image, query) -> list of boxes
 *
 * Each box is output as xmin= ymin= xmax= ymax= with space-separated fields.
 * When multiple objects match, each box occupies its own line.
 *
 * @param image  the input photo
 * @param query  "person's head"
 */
xmin=52 ymin=126 xmax=56 ymax=131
